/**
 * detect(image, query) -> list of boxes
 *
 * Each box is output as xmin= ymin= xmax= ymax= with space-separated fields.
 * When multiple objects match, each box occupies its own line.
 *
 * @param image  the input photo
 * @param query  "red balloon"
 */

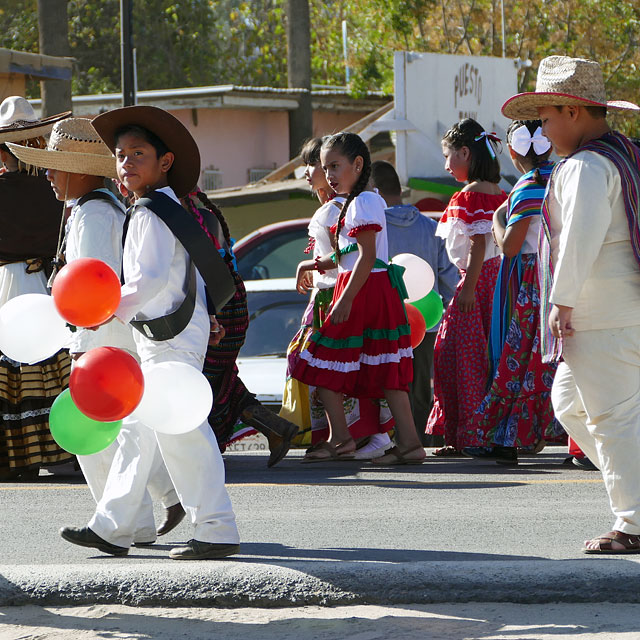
xmin=70 ymin=347 xmax=144 ymax=422
xmin=405 ymin=303 xmax=427 ymax=349
xmin=52 ymin=258 xmax=121 ymax=327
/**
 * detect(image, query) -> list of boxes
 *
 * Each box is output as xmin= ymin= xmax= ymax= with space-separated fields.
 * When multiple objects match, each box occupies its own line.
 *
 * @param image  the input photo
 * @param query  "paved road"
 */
xmin=2 ymin=446 xmax=639 ymax=607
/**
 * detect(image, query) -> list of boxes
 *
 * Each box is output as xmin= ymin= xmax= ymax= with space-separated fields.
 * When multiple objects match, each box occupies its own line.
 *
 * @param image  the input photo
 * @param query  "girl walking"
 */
xmin=465 ymin=120 xmax=563 ymax=464
xmin=292 ymin=132 xmax=424 ymax=465
xmin=426 ymin=119 xmax=506 ymax=455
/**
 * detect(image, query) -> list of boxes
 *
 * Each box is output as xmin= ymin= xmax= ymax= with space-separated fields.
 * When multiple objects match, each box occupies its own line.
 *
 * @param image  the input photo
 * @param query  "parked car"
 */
xmin=234 ymin=219 xmax=310 ymax=281
xmin=236 ymin=277 xmax=309 ymax=410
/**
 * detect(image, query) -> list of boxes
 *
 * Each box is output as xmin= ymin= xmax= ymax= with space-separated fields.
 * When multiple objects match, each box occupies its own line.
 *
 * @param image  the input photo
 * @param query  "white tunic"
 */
xmin=308 ymin=198 xmax=342 ymax=289
xmin=64 ymin=190 xmax=136 ymax=354
xmin=115 ymin=186 xmax=210 ymax=362
xmin=548 ymin=150 xmax=640 ymax=331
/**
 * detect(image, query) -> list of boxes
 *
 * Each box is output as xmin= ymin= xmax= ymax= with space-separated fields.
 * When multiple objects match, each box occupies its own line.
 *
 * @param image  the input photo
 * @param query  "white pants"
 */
xmin=89 ymin=350 xmax=238 ymax=548
xmin=552 ymin=326 xmax=640 ymax=535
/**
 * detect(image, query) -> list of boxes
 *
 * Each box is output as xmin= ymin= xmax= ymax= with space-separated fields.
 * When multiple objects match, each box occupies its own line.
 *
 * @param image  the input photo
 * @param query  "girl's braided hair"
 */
xmin=321 ymin=132 xmax=372 ymax=254
xmin=183 ymin=188 xmax=232 ymax=248
xmin=442 ymin=118 xmax=501 ymax=184
xmin=506 ymin=119 xmax=552 ymax=186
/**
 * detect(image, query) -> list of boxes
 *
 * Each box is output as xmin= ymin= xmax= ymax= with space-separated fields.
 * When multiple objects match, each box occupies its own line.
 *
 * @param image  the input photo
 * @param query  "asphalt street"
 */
xmin=1 ymin=445 xmax=639 ymax=608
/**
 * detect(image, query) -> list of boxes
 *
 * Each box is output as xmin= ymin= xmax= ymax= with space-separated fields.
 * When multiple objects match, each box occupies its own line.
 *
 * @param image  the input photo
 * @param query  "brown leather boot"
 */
xmin=240 ymin=404 xmax=298 ymax=468
xmin=157 ymin=502 xmax=186 ymax=536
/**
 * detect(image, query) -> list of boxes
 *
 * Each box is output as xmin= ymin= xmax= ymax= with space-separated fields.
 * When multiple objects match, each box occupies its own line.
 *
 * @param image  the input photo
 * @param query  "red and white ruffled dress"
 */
xmin=292 ymin=191 xmax=413 ymax=398
xmin=425 ymin=190 xmax=506 ymax=449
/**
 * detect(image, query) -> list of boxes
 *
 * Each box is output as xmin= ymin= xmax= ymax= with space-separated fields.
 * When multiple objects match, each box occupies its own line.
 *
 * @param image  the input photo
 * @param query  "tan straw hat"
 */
xmin=502 ymin=55 xmax=640 ymax=120
xmin=7 ymin=118 xmax=117 ymax=178
xmin=0 ymin=96 xmax=71 ymax=143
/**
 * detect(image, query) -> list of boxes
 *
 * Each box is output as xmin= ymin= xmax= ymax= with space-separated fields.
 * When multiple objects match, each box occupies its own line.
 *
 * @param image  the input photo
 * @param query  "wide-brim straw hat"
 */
xmin=92 ymin=105 xmax=200 ymax=198
xmin=502 ymin=55 xmax=640 ymax=120
xmin=7 ymin=118 xmax=117 ymax=179
xmin=0 ymin=96 xmax=71 ymax=143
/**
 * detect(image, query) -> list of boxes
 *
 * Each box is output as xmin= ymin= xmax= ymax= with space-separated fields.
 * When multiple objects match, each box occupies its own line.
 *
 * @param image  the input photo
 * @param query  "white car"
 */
xmin=236 ymin=277 xmax=309 ymax=410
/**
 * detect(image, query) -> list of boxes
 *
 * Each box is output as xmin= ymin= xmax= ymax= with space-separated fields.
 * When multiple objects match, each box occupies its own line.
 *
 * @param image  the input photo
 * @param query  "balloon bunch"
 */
xmin=391 ymin=253 xmax=445 ymax=349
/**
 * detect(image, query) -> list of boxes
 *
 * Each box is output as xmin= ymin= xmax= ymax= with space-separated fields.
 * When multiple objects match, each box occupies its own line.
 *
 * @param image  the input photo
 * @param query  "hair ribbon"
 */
xmin=510 ymin=125 xmax=551 ymax=157
xmin=474 ymin=131 xmax=501 ymax=159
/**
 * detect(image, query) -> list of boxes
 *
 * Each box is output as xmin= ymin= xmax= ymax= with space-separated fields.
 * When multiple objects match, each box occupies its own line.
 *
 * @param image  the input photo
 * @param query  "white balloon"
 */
xmin=132 ymin=361 xmax=213 ymax=434
xmin=391 ymin=253 xmax=435 ymax=302
xmin=0 ymin=294 xmax=70 ymax=364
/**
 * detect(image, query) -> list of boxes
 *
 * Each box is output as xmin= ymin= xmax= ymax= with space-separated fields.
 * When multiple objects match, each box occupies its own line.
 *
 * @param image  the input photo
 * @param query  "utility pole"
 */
xmin=120 ymin=0 xmax=136 ymax=106
xmin=37 ymin=0 xmax=72 ymax=116
xmin=286 ymin=0 xmax=312 ymax=160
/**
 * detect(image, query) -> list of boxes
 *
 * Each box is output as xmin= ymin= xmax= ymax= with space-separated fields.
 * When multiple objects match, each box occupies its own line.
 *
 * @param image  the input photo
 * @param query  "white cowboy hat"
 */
xmin=502 ymin=56 xmax=640 ymax=120
xmin=7 ymin=117 xmax=117 ymax=178
xmin=0 ymin=96 xmax=71 ymax=144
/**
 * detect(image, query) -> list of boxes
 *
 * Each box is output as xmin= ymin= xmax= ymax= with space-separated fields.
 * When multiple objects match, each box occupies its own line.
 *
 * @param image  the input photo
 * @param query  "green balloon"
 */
xmin=412 ymin=289 xmax=444 ymax=330
xmin=49 ymin=389 xmax=122 ymax=455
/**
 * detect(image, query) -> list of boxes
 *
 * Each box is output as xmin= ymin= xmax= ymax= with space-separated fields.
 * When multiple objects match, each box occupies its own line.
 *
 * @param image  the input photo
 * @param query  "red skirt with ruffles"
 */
xmin=292 ymin=270 xmax=413 ymax=398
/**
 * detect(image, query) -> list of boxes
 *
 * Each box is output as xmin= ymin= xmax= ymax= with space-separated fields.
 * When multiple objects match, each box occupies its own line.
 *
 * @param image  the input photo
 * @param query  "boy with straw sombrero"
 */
xmin=8 ymin=118 xmax=185 ymax=550
xmin=502 ymin=55 xmax=640 ymax=554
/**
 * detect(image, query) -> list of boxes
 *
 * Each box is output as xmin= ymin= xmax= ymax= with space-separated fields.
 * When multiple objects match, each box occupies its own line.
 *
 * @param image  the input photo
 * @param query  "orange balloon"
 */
xmin=405 ymin=303 xmax=427 ymax=349
xmin=52 ymin=258 xmax=121 ymax=327
xmin=70 ymin=347 xmax=144 ymax=422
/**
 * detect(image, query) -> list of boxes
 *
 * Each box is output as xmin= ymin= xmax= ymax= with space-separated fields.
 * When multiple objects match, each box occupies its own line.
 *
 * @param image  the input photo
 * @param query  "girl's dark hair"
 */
xmin=442 ymin=118 xmax=501 ymax=184
xmin=321 ymin=132 xmax=372 ymax=253
xmin=300 ymin=137 xmax=324 ymax=166
xmin=506 ymin=120 xmax=552 ymax=186
xmin=114 ymin=124 xmax=170 ymax=157
xmin=184 ymin=188 xmax=232 ymax=247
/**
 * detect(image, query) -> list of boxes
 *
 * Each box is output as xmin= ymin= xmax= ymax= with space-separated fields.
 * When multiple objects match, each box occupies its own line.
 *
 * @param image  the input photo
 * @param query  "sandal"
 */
xmin=432 ymin=446 xmax=462 ymax=457
xmin=370 ymin=445 xmax=426 ymax=466
xmin=582 ymin=530 xmax=640 ymax=554
xmin=302 ymin=439 xmax=355 ymax=463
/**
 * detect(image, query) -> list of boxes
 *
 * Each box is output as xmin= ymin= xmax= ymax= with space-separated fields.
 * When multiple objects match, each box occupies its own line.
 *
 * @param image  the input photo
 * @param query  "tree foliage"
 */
xmin=1 ymin=0 xmax=639 ymax=132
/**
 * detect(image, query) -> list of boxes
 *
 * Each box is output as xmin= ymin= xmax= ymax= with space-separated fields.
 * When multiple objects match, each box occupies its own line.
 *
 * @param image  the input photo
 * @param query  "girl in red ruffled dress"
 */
xmin=292 ymin=132 xmax=425 ymax=464
xmin=426 ymin=119 xmax=507 ymax=455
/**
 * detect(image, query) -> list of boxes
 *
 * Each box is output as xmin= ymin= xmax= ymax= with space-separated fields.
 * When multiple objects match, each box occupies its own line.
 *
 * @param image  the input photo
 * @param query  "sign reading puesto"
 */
xmin=454 ymin=62 xmax=482 ymax=121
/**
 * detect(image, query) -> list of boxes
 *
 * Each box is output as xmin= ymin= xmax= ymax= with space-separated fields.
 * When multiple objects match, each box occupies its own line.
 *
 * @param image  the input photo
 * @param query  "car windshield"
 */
xmin=239 ymin=289 xmax=310 ymax=357
xmin=236 ymin=228 xmax=308 ymax=281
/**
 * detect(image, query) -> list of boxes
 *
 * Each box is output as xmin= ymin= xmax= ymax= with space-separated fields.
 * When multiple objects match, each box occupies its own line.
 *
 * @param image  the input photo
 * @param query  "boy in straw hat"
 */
xmin=503 ymin=55 xmax=640 ymax=554
xmin=8 ymin=117 xmax=185 ymax=549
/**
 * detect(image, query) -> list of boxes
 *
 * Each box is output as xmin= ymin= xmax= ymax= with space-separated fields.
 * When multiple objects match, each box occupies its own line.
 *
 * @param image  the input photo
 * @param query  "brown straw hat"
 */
xmin=92 ymin=105 xmax=200 ymax=198
xmin=7 ymin=118 xmax=117 ymax=178
xmin=0 ymin=96 xmax=71 ymax=144
xmin=502 ymin=55 xmax=640 ymax=120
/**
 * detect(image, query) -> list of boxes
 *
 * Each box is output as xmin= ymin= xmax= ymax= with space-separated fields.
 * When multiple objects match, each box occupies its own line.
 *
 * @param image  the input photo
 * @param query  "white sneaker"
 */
xmin=354 ymin=433 xmax=392 ymax=460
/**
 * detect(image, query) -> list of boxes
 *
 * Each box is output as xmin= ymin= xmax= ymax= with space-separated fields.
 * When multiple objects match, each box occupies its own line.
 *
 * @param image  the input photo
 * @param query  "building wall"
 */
xmin=0 ymin=74 xmax=26 ymax=101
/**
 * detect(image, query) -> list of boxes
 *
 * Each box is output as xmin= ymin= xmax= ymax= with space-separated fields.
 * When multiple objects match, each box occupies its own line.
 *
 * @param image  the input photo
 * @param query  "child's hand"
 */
xmin=296 ymin=260 xmax=314 ymax=294
xmin=208 ymin=315 xmax=226 ymax=346
xmin=549 ymin=304 xmax=574 ymax=339
xmin=457 ymin=286 xmax=476 ymax=313
xmin=329 ymin=294 xmax=353 ymax=325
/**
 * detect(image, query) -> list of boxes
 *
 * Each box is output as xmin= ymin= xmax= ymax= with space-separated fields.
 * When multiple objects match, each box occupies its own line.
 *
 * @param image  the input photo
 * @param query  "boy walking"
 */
xmin=502 ymin=55 xmax=640 ymax=553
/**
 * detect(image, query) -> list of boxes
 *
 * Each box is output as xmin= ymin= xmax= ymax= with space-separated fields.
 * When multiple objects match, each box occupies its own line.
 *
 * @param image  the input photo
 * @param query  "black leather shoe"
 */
xmin=462 ymin=445 xmax=518 ymax=466
xmin=60 ymin=526 xmax=129 ymax=556
xmin=157 ymin=503 xmax=186 ymax=536
xmin=241 ymin=404 xmax=298 ymax=468
xmin=169 ymin=539 xmax=239 ymax=560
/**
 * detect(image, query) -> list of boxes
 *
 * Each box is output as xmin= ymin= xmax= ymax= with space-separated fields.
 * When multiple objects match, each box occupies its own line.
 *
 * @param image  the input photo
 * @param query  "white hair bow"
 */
xmin=510 ymin=125 xmax=551 ymax=157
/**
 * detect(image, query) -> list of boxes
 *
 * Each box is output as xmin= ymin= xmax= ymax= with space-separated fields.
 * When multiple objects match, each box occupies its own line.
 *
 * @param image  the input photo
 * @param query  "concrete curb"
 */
xmin=2 ymin=559 xmax=640 ymax=607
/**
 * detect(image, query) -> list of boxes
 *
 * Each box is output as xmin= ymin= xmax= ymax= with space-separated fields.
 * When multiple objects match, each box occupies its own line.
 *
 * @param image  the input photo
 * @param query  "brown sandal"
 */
xmin=432 ymin=446 xmax=462 ymax=457
xmin=582 ymin=530 xmax=640 ymax=554
xmin=302 ymin=439 xmax=355 ymax=463
xmin=370 ymin=445 xmax=426 ymax=466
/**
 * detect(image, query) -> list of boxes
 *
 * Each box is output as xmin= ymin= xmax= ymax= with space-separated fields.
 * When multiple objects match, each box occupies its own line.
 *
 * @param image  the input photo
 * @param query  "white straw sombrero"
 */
xmin=7 ymin=118 xmax=117 ymax=178
xmin=502 ymin=55 xmax=640 ymax=120
xmin=0 ymin=96 xmax=71 ymax=143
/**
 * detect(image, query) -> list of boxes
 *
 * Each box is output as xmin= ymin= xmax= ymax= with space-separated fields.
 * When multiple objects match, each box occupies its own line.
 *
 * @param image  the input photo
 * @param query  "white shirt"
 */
xmin=337 ymin=190 xmax=389 ymax=273
xmin=115 ymin=186 xmax=210 ymax=361
xmin=308 ymin=198 xmax=342 ymax=289
xmin=64 ymin=190 xmax=137 ymax=354
xmin=549 ymin=150 xmax=640 ymax=330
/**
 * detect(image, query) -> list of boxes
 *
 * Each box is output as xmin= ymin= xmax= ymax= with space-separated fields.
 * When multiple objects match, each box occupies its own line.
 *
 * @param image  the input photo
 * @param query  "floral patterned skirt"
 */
xmin=470 ymin=254 xmax=564 ymax=447
xmin=426 ymin=257 xmax=500 ymax=449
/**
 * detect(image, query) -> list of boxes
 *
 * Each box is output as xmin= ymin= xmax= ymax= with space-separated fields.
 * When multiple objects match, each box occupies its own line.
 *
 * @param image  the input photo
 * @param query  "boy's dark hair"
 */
xmin=553 ymin=105 xmax=607 ymax=119
xmin=300 ymin=137 xmax=324 ymax=166
xmin=442 ymin=118 xmax=501 ymax=184
xmin=114 ymin=124 xmax=171 ymax=157
xmin=371 ymin=160 xmax=401 ymax=196
xmin=321 ymin=132 xmax=371 ymax=253
xmin=506 ymin=119 xmax=552 ymax=186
